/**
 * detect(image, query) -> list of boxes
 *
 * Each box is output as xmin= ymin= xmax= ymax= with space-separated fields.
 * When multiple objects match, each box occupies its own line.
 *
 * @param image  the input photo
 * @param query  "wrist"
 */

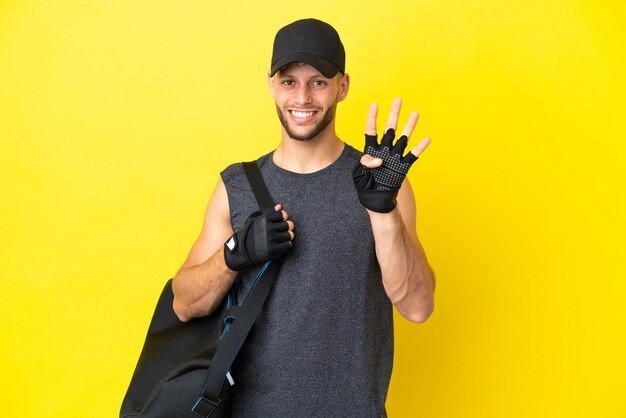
xmin=367 ymin=207 xmax=403 ymax=229
xmin=223 ymin=232 xmax=246 ymax=271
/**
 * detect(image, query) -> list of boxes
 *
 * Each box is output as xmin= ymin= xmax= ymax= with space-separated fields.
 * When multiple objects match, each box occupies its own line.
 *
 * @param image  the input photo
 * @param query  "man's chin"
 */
xmin=285 ymin=127 xmax=319 ymax=141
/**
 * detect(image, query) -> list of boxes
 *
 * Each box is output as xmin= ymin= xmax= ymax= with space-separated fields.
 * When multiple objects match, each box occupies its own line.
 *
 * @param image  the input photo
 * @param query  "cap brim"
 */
xmin=271 ymin=52 xmax=341 ymax=78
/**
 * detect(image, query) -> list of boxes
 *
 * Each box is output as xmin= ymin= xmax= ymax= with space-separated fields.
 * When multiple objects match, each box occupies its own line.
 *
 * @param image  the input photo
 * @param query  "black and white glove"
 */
xmin=223 ymin=210 xmax=292 ymax=271
xmin=353 ymin=128 xmax=418 ymax=213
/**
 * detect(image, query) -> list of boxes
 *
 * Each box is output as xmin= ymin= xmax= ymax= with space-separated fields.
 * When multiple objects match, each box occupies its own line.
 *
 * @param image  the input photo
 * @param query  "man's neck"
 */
xmin=273 ymin=129 xmax=345 ymax=174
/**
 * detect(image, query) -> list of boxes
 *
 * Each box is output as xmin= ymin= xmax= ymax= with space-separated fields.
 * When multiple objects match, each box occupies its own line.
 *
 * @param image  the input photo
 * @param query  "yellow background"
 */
xmin=1 ymin=0 xmax=625 ymax=416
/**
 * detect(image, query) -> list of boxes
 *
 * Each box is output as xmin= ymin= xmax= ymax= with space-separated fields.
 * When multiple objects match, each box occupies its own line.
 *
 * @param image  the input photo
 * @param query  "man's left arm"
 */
xmin=353 ymin=98 xmax=435 ymax=323
xmin=367 ymin=178 xmax=435 ymax=323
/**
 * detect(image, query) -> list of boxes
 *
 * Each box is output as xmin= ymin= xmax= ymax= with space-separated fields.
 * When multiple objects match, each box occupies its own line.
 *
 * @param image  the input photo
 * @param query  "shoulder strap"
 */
xmin=242 ymin=161 xmax=275 ymax=211
xmin=192 ymin=160 xmax=283 ymax=417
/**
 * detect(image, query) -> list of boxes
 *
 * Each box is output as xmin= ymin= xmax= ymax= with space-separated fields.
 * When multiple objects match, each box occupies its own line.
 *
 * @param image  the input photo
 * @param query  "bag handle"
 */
xmin=192 ymin=160 xmax=283 ymax=417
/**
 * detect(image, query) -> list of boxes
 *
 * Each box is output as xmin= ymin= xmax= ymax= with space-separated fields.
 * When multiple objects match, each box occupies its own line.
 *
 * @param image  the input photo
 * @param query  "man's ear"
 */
xmin=268 ymin=71 xmax=275 ymax=98
xmin=337 ymin=73 xmax=350 ymax=102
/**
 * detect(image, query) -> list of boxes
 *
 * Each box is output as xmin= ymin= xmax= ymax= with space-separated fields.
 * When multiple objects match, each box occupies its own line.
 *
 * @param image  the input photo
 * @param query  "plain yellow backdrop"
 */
xmin=1 ymin=0 xmax=625 ymax=416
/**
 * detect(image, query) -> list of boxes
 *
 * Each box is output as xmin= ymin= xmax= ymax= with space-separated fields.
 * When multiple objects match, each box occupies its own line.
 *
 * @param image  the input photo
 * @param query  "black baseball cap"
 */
xmin=270 ymin=18 xmax=345 ymax=78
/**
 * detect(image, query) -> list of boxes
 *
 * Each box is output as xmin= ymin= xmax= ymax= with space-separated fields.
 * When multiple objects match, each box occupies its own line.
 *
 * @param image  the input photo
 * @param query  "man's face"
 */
xmin=269 ymin=62 xmax=349 ymax=141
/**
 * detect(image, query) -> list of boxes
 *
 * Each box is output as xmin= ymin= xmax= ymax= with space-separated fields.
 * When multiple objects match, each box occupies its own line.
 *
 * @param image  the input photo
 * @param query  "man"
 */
xmin=172 ymin=18 xmax=435 ymax=417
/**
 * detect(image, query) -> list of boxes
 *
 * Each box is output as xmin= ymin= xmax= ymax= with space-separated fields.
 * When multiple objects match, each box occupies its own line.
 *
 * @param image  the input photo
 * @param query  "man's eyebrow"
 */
xmin=276 ymin=71 xmax=326 ymax=79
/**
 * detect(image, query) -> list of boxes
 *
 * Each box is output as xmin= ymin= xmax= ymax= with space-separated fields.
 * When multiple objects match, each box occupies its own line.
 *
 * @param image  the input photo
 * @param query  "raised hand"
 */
xmin=353 ymin=98 xmax=430 ymax=213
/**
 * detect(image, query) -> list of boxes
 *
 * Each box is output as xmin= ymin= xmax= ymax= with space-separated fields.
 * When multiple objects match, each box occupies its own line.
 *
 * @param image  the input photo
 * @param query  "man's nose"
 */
xmin=294 ymin=84 xmax=313 ymax=105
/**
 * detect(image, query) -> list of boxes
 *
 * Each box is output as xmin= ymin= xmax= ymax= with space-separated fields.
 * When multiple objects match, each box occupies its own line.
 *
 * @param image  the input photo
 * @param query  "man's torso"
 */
xmin=220 ymin=143 xmax=393 ymax=417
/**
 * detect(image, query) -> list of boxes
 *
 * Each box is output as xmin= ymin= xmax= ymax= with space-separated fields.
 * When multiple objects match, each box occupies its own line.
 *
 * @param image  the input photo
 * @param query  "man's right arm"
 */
xmin=172 ymin=178 xmax=236 ymax=322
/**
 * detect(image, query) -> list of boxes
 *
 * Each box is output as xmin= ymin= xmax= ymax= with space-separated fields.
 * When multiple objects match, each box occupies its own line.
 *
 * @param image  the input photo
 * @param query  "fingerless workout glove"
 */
xmin=353 ymin=128 xmax=418 ymax=213
xmin=223 ymin=209 xmax=292 ymax=271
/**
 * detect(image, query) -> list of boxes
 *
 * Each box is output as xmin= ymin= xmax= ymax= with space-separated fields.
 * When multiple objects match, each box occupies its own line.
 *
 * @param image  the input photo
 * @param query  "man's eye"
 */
xmin=282 ymin=80 xmax=294 ymax=86
xmin=313 ymin=80 xmax=327 ymax=87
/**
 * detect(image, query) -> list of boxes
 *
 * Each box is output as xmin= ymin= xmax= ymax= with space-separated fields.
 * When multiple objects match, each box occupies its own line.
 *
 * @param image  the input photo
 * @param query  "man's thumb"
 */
xmin=360 ymin=154 xmax=383 ymax=168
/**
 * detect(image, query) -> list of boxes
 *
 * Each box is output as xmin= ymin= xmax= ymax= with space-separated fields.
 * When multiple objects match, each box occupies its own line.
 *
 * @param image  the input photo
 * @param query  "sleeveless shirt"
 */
xmin=220 ymin=143 xmax=393 ymax=417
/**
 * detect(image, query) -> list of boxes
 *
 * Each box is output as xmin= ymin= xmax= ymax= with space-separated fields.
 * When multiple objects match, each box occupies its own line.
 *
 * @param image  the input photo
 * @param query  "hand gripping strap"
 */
xmin=192 ymin=160 xmax=282 ymax=417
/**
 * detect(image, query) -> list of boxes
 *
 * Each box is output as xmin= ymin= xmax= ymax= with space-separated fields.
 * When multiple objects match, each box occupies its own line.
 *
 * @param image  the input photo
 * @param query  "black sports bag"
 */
xmin=120 ymin=161 xmax=280 ymax=418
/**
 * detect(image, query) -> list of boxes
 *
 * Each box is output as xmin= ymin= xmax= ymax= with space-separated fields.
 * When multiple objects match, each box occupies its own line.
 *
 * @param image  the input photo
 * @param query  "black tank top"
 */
xmin=220 ymin=143 xmax=393 ymax=417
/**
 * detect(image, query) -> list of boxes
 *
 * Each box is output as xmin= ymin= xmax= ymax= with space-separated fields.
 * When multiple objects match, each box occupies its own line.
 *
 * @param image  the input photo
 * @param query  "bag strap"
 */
xmin=242 ymin=161 xmax=275 ymax=211
xmin=192 ymin=160 xmax=283 ymax=417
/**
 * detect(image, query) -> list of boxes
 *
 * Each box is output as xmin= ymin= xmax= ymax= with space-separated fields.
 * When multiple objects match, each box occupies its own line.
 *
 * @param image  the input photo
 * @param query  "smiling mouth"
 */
xmin=288 ymin=110 xmax=318 ymax=119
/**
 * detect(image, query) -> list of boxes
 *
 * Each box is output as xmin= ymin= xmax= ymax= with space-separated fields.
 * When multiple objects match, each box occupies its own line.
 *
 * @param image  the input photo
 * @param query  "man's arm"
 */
xmin=354 ymin=98 xmax=435 ymax=323
xmin=172 ymin=178 xmax=237 ymax=322
xmin=368 ymin=178 xmax=435 ymax=323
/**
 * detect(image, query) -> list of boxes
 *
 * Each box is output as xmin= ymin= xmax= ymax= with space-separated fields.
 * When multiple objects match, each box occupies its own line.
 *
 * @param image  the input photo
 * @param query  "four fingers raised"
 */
xmin=366 ymin=98 xmax=430 ymax=157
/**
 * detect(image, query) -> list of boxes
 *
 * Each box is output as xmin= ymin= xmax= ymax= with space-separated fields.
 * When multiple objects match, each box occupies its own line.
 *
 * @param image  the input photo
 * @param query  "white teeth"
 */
xmin=290 ymin=110 xmax=315 ymax=118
